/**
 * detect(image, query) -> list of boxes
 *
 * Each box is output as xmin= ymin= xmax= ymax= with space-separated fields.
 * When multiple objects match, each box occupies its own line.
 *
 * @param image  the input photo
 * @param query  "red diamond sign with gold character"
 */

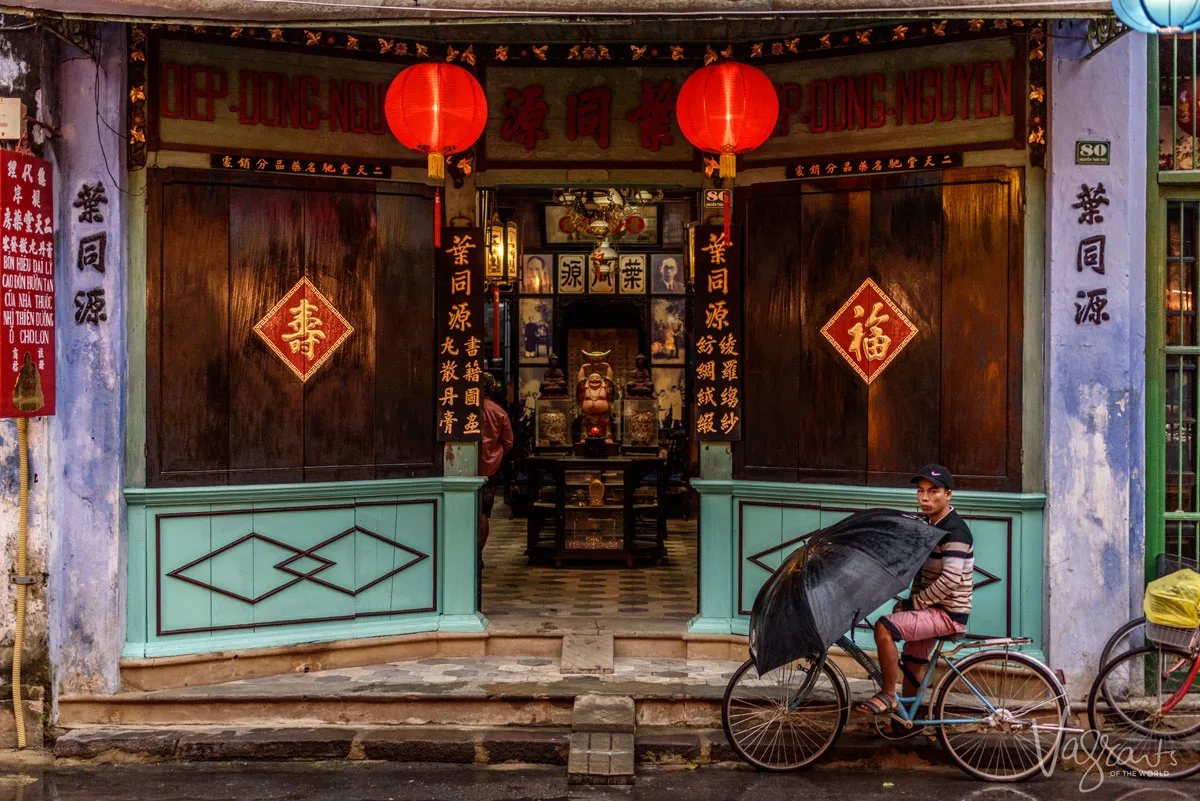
xmin=820 ymin=278 xmax=917 ymax=384
xmin=254 ymin=277 xmax=354 ymax=382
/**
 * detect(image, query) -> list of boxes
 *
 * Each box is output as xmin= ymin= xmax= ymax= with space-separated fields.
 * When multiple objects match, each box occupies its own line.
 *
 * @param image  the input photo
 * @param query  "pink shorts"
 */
xmin=880 ymin=607 xmax=966 ymax=663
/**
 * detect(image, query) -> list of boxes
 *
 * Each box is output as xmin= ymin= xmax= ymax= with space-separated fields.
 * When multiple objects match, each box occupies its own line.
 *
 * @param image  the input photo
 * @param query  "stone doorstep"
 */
xmin=572 ymin=694 xmax=635 ymax=734
xmin=568 ymin=732 xmax=635 ymax=785
xmin=560 ymin=634 xmax=615 ymax=675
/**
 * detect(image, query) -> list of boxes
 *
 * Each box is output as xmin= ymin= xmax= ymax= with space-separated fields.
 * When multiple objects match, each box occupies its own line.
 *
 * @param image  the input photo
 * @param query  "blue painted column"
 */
xmin=1044 ymin=23 xmax=1147 ymax=693
xmin=47 ymin=24 xmax=127 ymax=697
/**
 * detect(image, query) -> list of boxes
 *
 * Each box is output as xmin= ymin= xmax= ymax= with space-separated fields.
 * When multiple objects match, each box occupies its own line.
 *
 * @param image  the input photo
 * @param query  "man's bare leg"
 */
xmin=874 ymin=619 xmax=900 ymax=702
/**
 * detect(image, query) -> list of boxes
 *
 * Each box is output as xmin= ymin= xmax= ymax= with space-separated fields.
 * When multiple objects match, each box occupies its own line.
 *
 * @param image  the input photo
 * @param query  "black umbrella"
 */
xmin=749 ymin=508 xmax=949 ymax=675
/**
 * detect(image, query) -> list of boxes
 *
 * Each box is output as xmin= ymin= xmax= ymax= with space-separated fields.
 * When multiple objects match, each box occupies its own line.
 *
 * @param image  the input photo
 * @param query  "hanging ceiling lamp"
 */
xmin=1111 ymin=0 xmax=1200 ymax=33
xmin=384 ymin=63 xmax=488 ymax=180
xmin=676 ymin=60 xmax=779 ymax=180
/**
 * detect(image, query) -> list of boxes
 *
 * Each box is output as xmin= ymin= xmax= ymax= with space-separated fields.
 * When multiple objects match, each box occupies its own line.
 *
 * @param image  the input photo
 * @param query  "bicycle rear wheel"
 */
xmin=1087 ymin=644 xmax=1200 ymax=779
xmin=721 ymin=656 xmax=847 ymax=771
xmin=934 ymin=650 xmax=1067 ymax=782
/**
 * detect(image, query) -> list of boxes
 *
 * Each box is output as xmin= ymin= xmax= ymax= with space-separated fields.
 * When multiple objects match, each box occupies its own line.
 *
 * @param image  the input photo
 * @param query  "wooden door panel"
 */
xmin=741 ymin=192 xmax=803 ymax=481
xmin=941 ymin=178 xmax=1011 ymax=479
xmin=867 ymin=174 xmax=943 ymax=479
xmin=147 ymin=170 xmax=437 ymax=488
xmin=158 ymin=180 xmax=231 ymax=480
xmin=797 ymin=187 xmax=870 ymax=483
xmin=228 ymin=185 xmax=305 ymax=484
xmin=375 ymin=192 xmax=436 ymax=476
xmin=303 ymin=189 xmax=378 ymax=482
xmin=735 ymin=167 xmax=1023 ymax=491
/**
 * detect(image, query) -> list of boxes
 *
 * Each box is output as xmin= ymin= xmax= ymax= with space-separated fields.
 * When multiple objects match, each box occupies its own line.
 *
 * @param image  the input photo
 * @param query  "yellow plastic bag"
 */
xmin=1145 ymin=569 xmax=1200 ymax=628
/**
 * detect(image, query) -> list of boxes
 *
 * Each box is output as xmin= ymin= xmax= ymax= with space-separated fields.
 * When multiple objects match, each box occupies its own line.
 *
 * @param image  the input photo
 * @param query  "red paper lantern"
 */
xmin=384 ymin=63 xmax=487 ymax=180
xmin=676 ymin=60 xmax=779 ymax=179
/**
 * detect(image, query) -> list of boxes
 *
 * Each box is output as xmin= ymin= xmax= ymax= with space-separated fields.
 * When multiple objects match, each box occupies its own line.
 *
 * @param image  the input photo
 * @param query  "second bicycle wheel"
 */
xmin=933 ymin=650 xmax=1068 ymax=782
xmin=721 ymin=655 xmax=848 ymax=771
xmin=1087 ymin=644 xmax=1200 ymax=779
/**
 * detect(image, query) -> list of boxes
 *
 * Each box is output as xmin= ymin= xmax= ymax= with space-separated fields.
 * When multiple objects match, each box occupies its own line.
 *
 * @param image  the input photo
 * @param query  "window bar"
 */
xmin=1174 ymin=36 xmax=1179 ymax=169
xmin=1185 ymin=36 xmax=1195 ymax=172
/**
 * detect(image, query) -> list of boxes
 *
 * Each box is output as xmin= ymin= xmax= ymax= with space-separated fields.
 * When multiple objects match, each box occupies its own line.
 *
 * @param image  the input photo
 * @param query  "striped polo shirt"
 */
xmin=909 ymin=507 xmax=975 ymax=624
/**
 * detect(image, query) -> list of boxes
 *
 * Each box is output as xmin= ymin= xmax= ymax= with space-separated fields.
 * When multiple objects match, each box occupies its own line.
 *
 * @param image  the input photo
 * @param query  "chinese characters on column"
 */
xmin=693 ymin=226 xmax=742 ymax=441
xmin=73 ymin=181 xmax=107 ymax=326
xmin=0 ymin=151 xmax=55 ymax=416
xmin=1071 ymin=183 xmax=1111 ymax=326
xmin=436 ymin=227 xmax=486 ymax=441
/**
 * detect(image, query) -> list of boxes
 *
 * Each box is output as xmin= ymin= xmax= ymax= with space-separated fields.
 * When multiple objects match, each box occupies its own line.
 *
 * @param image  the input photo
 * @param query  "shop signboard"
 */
xmin=153 ymin=38 xmax=420 ymax=165
xmin=436 ymin=227 xmax=486 ymax=441
xmin=0 ymin=151 xmax=54 ymax=417
xmin=482 ymin=36 xmax=1022 ymax=168
xmin=692 ymin=225 xmax=741 ymax=441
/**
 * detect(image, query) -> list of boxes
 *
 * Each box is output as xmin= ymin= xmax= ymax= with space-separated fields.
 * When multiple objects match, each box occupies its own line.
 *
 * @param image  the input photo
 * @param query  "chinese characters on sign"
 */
xmin=436 ymin=227 xmax=485 ymax=441
xmin=254 ymin=276 xmax=355 ymax=382
xmin=209 ymin=154 xmax=388 ymax=178
xmin=788 ymin=152 xmax=962 ymax=180
xmin=820 ymin=278 xmax=917 ymax=385
xmin=693 ymin=226 xmax=742 ymax=441
xmin=1071 ymin=183 xmax=1112 ymax=327
xmin=0 ymin=152 xmax=55 ymax=417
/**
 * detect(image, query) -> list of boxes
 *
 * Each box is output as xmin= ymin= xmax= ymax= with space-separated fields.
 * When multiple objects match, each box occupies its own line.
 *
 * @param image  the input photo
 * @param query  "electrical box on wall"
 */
xmin=0 ymin=99 xmax=27 ymax=141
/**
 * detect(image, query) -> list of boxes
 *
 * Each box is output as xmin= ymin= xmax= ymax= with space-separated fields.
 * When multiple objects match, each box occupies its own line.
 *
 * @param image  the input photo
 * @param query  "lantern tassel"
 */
xmin=492 ymin=283 xmax=501 ymax=361
xmin=434 ymin=188 xmax=441 ymax=249
xmin=723 ymin=187 xmax=731 ymax=244
xmin=428 ymin=152 xmax=445 ymax=180
xmin=719 ymin=152 xmax=737 ymax=179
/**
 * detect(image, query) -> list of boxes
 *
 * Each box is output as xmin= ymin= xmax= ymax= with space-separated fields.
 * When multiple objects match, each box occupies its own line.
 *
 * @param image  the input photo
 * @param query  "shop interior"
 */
xmin=479 ymin=186 xmax=701 ymax=621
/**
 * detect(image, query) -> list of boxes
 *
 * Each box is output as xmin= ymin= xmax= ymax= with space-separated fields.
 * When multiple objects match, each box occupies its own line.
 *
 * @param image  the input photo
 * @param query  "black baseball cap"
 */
xmin=911 ymin=464 xmax=954 ymax=490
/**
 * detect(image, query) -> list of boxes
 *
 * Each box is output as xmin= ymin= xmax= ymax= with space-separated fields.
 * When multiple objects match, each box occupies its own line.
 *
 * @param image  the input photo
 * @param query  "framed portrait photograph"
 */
xmin=617 ymin=254 xmax=647 ymax=294
xmin=517 ymin=367 xmax=544 ymax=429
xmin=653 ymin=367 xmax=687 ymax=428
xmin=521 ymin=254 xmax=553 ymax=295
xmin=557 ymin=254 xmax=586 ymax=294
xmin=519 ymin=298 xmax=553 ymax=363
xmin=650 ymin=298 xmax=687 ymax=364
xmin=543 ymin=204 xmax=661 ymax=247
xmin=651 ymin=253 xmax=686 ymax=294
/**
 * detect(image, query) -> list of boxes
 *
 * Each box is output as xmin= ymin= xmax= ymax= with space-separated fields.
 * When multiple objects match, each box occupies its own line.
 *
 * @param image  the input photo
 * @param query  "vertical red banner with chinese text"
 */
xmin=436 ymin=226 xmax=486 ymax=441
xmin=693 ymin=225 xmax=741 ymax=441
xmin=0 ymin=152 xmax=55 ymax=418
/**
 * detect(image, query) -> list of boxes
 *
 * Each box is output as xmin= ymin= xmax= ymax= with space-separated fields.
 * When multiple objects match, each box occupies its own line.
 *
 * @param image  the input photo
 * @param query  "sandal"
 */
xmin=856 ymin=691 xmax=899 ymax=716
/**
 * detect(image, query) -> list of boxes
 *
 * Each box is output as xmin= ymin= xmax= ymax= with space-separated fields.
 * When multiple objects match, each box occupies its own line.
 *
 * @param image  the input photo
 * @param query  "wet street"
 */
xmin=0 ymin=763 xmax=1193 ymax=801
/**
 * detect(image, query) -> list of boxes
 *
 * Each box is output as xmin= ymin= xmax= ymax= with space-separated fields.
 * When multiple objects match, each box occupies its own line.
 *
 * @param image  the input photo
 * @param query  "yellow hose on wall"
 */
xmin=11 ymin=417 xmax=28 ymax=748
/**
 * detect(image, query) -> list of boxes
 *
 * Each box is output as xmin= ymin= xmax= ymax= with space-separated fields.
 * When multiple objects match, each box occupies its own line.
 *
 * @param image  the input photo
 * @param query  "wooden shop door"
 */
xmin=145 ymin=168 xmax=439 ymax=487
xmin=737 ymin=167 xmax=1024 ymax=492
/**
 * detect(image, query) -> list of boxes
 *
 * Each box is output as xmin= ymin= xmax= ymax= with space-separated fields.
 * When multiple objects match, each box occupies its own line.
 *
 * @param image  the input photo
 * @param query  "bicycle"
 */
xmin=1097 ymin=553 xmax=1200 ymax=672
xmin=722 ymin=625 xmax=1069 ymax=782
xmin=1088 ymin=615 xmax=1200 ymax=779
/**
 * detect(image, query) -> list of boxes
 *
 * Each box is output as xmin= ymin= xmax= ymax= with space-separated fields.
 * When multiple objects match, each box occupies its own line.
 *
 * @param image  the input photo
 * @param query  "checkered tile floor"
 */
xmin=481 ymin=505 xmax=697 ymax=620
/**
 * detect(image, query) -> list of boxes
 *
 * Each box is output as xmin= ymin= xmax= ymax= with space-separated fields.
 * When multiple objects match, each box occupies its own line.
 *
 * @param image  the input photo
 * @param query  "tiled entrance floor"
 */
xmin=481 ymin=507 xmax=697 ymax=620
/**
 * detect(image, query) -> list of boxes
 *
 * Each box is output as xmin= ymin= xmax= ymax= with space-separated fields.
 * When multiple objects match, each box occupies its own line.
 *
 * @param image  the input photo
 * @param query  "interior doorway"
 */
xmin=479 ymin=187 xmax=700 ymax=622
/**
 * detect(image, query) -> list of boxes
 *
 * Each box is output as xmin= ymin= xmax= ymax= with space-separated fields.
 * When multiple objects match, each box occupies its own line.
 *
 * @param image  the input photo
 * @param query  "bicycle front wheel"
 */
xmin=933 ymin=650 xmax=1067 ymax=782
xmin=1087 ymin=644 xmax=1200 ymax=779
xmin=1100 ymin=617 xmax=1147 ymax=672
xmin=721 ymin=656 xmax=848 ymax=771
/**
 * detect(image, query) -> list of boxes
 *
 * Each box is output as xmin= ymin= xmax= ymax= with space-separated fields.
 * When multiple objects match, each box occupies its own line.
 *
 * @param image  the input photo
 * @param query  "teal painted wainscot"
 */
xmin=689 ymin=481 xmax=1046 ymax=656
xmin=124 ymin=477 xmax=484 ymax=658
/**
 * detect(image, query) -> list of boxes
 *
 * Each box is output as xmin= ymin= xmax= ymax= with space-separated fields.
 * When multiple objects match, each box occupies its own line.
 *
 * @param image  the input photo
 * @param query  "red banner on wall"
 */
xmin=0 ymin=151 xmax=55 ymax=417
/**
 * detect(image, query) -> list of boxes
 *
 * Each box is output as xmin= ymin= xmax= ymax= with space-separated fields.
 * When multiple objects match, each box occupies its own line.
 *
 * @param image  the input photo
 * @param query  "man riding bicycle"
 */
xmin=857 ymin=464 xmax=975 ymax=715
